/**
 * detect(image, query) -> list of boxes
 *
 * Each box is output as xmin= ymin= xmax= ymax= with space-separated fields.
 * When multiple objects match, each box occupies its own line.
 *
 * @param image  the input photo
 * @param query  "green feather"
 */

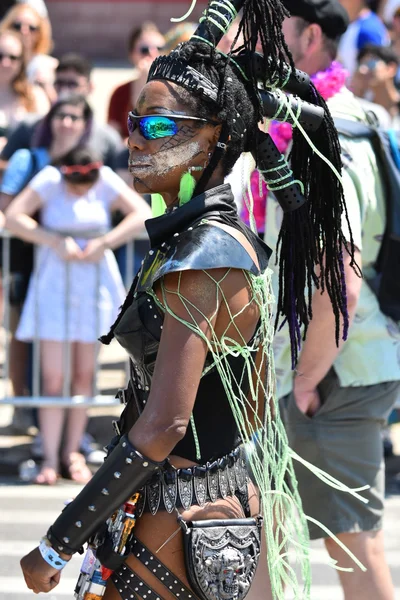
xmin=151 ymin=194 xmax=167 ymax=217
xmin=178 ymin=170 xmax=197 ymax=206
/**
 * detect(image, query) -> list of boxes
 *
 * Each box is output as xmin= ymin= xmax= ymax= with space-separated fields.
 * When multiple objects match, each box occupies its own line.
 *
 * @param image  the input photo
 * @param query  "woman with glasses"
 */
xmin=0 ymin=28 xmax=46 ymax=151
xmin=19 ymin=0 xmax=357 ymax=597
xmin=107 ymin=22 xmax=165 ymax=137
xmin=0 ymin=2 xmax=55 ymax=108
xmin=5 ymin=145 xmax=151 ymax=486
xmin=0 ymin=95 xmax=94 ymax=437
xmin=0 ymin=2 xmax=53 ymax=63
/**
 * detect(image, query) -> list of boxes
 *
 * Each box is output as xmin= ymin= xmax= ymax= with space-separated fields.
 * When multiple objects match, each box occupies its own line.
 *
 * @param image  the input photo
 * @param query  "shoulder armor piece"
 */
xmin=137 ymin=221 xmax=263 ymax=292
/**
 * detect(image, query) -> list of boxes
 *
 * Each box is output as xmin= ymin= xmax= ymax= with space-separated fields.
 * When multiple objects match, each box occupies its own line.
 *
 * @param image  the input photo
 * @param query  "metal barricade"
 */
xmin=0 ymin=228 xmax=148 ymax=409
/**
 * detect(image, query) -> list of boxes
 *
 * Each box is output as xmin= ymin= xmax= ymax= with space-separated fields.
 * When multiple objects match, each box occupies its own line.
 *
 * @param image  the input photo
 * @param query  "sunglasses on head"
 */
xmin=53 ymin=111 xmax=84 ymax=122
xmin=12 ymin=21 xmax=39 ymax=33
xmin=139 ymin=45 xmax=164 ymax=56
xmin=0 ymin=51 xmax=21 ymax=62
xmin=60 ymin=161 xmax=103 ymax=176
xmin=127 ymin=113 xmax=218 ymax=140
xmin=54 ymin=79 xmax=80 ymax=89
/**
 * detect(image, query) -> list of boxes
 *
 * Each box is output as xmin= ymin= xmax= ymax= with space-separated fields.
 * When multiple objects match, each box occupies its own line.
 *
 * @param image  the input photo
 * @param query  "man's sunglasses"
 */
xmin=0 ymin=52 xmax=21 ymax=62
xmin=127 ymin=113 xmax=218 ymax=140
xmin=12 ymin=21 xmax=39 ymax=33
xmin=53 ymin=111 xmax=84 ymax=122
xmin=54 ymin=79 xmax=80 ymax=89
xmin=139 ymin=45 xmax=164 ymax=56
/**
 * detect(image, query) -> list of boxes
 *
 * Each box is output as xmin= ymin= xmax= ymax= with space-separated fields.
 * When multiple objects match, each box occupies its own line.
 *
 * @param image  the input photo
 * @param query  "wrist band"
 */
xmin=39 ymin=538 xmax=68 ymax=570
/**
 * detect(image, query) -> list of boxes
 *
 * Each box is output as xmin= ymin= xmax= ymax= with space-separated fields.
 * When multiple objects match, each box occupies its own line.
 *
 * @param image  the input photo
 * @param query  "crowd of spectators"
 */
xmin=0 ymin=0 xmax=398 ymax=485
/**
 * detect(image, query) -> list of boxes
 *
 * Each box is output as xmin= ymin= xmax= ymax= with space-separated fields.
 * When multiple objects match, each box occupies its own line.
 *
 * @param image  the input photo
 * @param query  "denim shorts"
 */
xmin=281 ymin=369 xmax=400 ymax=540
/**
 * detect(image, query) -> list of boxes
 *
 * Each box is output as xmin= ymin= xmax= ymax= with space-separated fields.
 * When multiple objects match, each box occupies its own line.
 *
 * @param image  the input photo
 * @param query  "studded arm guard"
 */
xmin=46 ymin=436 xmax=163 ymax=555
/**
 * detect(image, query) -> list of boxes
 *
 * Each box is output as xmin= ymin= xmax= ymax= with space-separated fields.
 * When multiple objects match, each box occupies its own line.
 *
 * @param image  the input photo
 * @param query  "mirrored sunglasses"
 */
xmin=127 ymin=113 xmax=218 ymax=140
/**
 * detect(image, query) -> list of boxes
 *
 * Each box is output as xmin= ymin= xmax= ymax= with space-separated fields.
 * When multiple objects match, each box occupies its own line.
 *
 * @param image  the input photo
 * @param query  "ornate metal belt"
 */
xmin=138 ymin=446 xmax=248 ymax=516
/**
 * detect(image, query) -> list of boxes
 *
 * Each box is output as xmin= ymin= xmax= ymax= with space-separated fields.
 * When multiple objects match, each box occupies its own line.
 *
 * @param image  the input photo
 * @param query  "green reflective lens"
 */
xmin=127 ymin=114 xmax=179 ymax=140
xmin=140 ymin=116 xmax=179 ymax=139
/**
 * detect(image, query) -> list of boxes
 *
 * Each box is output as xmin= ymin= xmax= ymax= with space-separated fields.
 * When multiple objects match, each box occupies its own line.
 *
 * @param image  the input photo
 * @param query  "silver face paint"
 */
xmin=129 ymin=141 xmax=202 ymax=178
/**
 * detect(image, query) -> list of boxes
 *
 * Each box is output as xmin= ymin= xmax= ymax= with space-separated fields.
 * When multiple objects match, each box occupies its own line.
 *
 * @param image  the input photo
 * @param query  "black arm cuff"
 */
xmin=47 ymin=435 xmax=163 ymax=555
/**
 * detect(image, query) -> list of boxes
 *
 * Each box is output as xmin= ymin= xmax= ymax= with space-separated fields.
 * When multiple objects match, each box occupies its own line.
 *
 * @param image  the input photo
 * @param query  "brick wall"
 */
xmin=47 ymin=1 xmax=208 ymax=59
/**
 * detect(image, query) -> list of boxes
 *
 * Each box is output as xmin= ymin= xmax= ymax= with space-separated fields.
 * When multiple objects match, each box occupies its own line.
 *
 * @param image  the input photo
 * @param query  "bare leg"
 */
xmin=36 ymin=341 xmax=65 ymax=484
xmin=324 ymin=530 xmax=395 ymax=600
xmin=61 ymin=342 xmax=96 ymax=483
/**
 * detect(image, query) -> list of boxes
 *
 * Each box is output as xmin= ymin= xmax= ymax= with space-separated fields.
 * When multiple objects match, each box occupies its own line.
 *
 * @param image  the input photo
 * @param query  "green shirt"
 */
xmin=265 ymin=88 xmax=400 ymax=398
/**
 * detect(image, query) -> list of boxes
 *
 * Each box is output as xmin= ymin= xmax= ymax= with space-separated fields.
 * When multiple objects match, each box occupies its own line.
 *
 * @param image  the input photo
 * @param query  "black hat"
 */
xmin=282 ymin=0 xmax=349 ymax=39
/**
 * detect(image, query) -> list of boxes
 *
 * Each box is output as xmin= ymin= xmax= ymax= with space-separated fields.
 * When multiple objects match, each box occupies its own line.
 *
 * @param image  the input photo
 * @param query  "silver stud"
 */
xmin=169 ymin=586 xmax=173 ymax=590
xmin=126 ymin=457 xmax=133 ymax=464
xmin=154 ymin=315 xmax=157 ymax=319
xmin=143 ymin=461 xmax=149 ymax=467
xmin=114 ymin=471 xmax=121 ymax=479
xmin=160 ymin=325 xmax=163 ymax=330
xmin=233 ymin=119 xmax=236 ymax=123
xmin=58 ymin=546 xmax=63 ymax=551
xmin=63 ymin=537 xmax=70 ymax=544
xmin=174 ymin=580 xmax=178 ymax=584
xmin=150 ymin=556 xmax=154 ymax=560
xmin=145 ymin=561 xmax=149 ymax=565
xmin=177 ymin=594 xmax=180 ymax=597
xmin=166 ymin=572 xmax=169 ymax=576
xmin=149 ymin=250 xmax=154 ymax=255
xmin=188 ymin=227 xmax=193 ymax=231
xmin=88 ymin=505 xmax=96 ymax=512
xmin=161 ymin=577 xmax=165 ymax=581
xmin=158 ymin=564 xmax=161 ymax=568
xmin=127 ymin=579 xmax=130 ymax=583
xmin=75 ymin=521 xmax=82 ymax=528
xmin=137 ymin=553 xmax=140 ymax=557
xmin=135 ymin=588 xmax=139 ymax=592
xmin=181 ymin=589 xmax=185 ymax=592
xmin=145 ymin=386 xmax=149 ymax=391
xmin=138 ymin=384 xmax=142 ymax=389
xmin=149 ymin=304 xmax=153 ymax=309
xmin=122 ymin=441 xmax=127 ymax=447
xmin=140 ymin=582 xmax=143 ymax=586
xmin=173 ymin=233 xmax=179 ymax=237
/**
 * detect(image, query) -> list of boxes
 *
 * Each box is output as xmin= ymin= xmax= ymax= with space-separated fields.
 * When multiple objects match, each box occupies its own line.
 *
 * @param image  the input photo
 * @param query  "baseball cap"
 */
xmin=282 ymin=0 xmax=349 ymax=39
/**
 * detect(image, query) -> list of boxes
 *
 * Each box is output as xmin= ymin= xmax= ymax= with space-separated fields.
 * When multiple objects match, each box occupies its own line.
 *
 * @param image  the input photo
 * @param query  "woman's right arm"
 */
xmin=5 ymin=186 xmax=59 ymax=249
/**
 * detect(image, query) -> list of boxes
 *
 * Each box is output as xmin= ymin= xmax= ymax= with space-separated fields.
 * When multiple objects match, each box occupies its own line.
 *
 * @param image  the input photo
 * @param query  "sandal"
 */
xmin=61 ymin=452 xmax=92 ymax=484
xmin=34 ymin=464 xmax=59 ymax=485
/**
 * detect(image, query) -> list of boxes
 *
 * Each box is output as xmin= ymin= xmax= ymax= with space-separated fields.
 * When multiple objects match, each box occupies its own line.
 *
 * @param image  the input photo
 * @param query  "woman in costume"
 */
xmin=19 ymin=0 xmax=360 ymax=598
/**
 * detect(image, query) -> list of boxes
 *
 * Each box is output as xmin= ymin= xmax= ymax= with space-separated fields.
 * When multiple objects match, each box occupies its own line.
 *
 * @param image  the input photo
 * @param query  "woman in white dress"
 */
xmin=6 ymin=146 xmax=152 ymax=484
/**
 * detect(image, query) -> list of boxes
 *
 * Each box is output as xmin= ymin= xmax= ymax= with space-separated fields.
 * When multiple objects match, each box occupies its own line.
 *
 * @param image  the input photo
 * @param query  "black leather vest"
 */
xmin=110 ymin=185 xmax=271 ymax=463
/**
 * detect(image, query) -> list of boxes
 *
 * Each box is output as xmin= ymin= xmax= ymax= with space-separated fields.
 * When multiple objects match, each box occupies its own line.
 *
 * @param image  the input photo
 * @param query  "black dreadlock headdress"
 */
xmin=105 ymin=0 xmax=358 ymax=366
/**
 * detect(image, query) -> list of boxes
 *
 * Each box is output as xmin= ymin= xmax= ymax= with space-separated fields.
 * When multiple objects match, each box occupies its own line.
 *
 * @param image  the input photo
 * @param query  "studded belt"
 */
xmin=137 ymin=446 xmax=248 ymax=516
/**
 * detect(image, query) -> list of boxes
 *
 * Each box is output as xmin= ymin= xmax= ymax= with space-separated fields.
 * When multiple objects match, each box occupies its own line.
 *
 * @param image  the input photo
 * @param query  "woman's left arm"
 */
xmin=82 ymin=185 xmax=152 ymax=262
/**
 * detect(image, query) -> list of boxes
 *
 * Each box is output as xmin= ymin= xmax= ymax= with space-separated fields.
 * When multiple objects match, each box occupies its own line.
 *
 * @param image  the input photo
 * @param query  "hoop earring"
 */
xmin=178 ymin=166 xmax=203 ymax=206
